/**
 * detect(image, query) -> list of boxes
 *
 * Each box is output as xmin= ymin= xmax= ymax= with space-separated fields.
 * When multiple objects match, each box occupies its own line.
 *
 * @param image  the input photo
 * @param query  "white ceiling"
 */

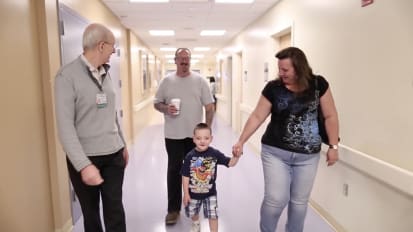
xmin=101 ymin=0 xmax=280 ymax=63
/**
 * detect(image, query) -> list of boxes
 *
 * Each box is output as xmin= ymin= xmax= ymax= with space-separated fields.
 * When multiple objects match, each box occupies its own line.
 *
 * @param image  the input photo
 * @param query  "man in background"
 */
xmin=154 ymin=48 xmax=215 ymax=225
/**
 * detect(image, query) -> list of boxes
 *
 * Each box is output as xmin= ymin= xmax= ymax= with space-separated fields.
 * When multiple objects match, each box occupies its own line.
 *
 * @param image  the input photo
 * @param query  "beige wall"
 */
xmin=0 ymin=0 xmax=156 ymax=231
xmin=0 ymin=1 xmax=62 ymax=231
xmin=216 ymin=0 xmax=413 ymax=231
xmin=128 ymin=31 xmax=159 ymax=136
xmin=219 ymin=0 xmax=413 ymax=171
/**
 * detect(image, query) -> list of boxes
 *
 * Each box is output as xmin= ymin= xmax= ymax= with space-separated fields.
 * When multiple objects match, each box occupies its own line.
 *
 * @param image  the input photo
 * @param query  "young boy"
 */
xmin=181 ymin=123 xmax=239 ymax=232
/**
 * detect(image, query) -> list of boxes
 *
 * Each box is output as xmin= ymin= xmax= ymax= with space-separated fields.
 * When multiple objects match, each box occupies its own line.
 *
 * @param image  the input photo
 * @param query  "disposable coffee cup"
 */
xmin=170 ymin=98 xmax=181 ymax=115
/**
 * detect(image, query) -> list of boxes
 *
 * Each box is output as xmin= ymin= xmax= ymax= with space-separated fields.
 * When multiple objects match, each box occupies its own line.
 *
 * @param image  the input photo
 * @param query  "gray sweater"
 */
xmin=154 ymin=72 xmax=214 ymax=139
xmin=55 ymin=56 xmax=125 ymax=171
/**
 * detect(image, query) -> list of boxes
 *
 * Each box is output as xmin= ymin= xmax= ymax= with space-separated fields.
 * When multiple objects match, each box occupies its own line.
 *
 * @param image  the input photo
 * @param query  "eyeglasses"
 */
xmin=103 ymin=41 xmax=117 ymax=49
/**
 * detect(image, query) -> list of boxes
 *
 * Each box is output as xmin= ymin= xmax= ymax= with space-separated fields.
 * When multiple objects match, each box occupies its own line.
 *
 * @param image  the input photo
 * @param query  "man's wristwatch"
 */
xmin=329 ymin=144 xmax=339 ymax=150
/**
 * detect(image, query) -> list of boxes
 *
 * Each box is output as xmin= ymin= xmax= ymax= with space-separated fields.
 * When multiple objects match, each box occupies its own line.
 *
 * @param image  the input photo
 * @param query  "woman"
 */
xmin=232 ymin=47 xmax=339 ymax=232
xmin=209 ymin=76 xmax=217 ymax=110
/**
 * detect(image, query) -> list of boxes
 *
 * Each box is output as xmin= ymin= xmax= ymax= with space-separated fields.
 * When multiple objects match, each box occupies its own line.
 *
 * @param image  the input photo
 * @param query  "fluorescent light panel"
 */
xmin=149 ymin=30 xmax=175 ymax=36
xmin=194 ymin=47 xmax=210 ymax=51
xmin=200 ymin=30 xmax=226 ymax=36
xmin=160 ymin=47 xmax=177 ymax=51
xmin=191 ymin=54 xmax=204 ymax=58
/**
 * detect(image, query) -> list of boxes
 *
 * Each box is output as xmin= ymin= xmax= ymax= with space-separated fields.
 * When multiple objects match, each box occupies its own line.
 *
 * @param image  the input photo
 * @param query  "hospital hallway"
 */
xmin=73 ymin=114 xmax=335 ymax=232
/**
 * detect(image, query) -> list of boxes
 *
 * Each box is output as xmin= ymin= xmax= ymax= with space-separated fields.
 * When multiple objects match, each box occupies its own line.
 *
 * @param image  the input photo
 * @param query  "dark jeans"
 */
xmin=67 ymin=148 xmax=126 ymax=232
xmin=165 ymin=138 xmax=195 ymax=213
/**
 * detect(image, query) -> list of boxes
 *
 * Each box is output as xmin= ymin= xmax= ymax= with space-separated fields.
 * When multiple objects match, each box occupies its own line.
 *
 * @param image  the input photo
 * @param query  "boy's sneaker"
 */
xmin=190 ymin=220 xmax=201 ymax=232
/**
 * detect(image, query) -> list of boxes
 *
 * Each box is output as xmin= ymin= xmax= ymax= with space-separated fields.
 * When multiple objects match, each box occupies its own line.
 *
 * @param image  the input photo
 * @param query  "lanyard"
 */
xmin=86 ymin=64 xmax=110 ymax=92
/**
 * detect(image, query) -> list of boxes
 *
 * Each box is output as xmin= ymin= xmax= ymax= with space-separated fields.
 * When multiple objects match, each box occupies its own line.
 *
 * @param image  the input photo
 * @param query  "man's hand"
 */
xmin=80 ymin=164 xmax=104 ymax=186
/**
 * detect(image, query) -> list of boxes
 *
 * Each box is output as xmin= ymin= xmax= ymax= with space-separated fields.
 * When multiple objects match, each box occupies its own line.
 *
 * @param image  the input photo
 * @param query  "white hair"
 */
xmin=82 ymin=23 xmax=114 ymax=50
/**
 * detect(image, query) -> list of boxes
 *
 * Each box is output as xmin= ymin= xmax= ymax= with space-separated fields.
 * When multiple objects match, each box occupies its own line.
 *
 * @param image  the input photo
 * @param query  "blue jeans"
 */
xmin=260 ymin=144 xmax=320 ymax=232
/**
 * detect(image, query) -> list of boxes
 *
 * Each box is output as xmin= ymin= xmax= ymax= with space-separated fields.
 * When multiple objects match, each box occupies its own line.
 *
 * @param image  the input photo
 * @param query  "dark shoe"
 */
xmin=165 ymin=211 xmax=180 ymax=225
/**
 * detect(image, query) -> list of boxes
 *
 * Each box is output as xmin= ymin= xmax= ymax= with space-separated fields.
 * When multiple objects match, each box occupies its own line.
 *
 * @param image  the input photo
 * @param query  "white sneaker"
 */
xmin=190 ymin=220 xmax=201 ymax=232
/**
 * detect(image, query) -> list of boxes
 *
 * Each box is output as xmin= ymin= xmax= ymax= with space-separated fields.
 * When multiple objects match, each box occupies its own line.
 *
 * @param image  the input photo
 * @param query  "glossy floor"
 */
xmin=73 ymin=115 xmax=335 ymax=232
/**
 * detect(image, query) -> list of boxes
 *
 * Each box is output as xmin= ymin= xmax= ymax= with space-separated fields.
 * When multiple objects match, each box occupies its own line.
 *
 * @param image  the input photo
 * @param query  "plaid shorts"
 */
xmin=185 ymin=195 xmax=218 ymax=219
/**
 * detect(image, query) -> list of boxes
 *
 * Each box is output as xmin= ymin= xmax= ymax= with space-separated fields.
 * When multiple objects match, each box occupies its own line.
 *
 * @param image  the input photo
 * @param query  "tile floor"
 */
xmin=73 ymin=114 xmax=335 ymax=232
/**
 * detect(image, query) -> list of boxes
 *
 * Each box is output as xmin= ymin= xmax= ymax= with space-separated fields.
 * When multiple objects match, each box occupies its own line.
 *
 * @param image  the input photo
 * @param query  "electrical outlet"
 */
xmin=342 ymin=183 xmax=349 ymax=196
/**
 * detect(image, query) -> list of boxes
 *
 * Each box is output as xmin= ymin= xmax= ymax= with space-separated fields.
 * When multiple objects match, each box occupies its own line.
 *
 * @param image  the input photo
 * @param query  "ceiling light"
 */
xmin=215 ymin=0 xmax=254 ymax=3
xmin=160 ymin=47 xmax=177 ymax=51
xmin=194 ymin=47 xmax=210 ymax=51
xmin=130 ymin=0 xmax=169 ymax=3
xmin=191 ymin=54 xmax=204 ymax=58
xmin=149 ymin=30 xmax=175 ymax=36
xmin=200 ymin=30 xmax=226 ymax=36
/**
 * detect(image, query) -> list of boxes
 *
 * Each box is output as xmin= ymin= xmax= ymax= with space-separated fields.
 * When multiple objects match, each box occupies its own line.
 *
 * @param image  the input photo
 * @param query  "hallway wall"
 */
xmin=216 ymin=0 xmax=413 ymax=231
xmin=0 ymin=0 xmax=158 ymax=231
xmin=0 ymin=1 xmax=62 ymax=231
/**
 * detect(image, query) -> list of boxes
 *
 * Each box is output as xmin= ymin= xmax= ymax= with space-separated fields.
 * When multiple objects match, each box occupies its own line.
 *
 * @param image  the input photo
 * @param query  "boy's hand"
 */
xmin=183 ymin=194 xmax=191 ymax=206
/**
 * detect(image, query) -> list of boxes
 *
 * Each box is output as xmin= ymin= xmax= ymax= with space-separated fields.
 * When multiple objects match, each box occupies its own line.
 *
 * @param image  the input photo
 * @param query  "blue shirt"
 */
xmin=261 ymin=75 xmax=329 ymax=154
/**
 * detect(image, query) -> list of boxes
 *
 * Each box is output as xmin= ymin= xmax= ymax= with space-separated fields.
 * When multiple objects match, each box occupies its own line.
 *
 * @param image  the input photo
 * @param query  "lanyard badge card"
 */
xmin=96 ymin=93 xmax=107 ymax=108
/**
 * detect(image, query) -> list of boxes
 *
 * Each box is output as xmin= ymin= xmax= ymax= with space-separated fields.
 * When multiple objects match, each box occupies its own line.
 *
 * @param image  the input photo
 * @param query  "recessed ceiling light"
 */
xmin=192 ymin=54 xmax=204 ymax=58
xmin=215 ymin=0 xmax=254 ymax=3
xmin=194 ymin=47 xmax=211 ymax=51
xmin=149 ymin=30 xmax=175 ymax=36
xmin=200 ymin=30 xmax=226 ymax=36
xmin=160 ymin=47 xmax=177 ymax=51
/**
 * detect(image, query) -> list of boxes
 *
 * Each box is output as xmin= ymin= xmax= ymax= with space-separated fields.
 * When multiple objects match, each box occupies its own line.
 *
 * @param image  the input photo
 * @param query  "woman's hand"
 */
xmin=326 ymin=149 xmax=339 ymax=166
xmin=232 ymin=142 xmax=244 ymax=157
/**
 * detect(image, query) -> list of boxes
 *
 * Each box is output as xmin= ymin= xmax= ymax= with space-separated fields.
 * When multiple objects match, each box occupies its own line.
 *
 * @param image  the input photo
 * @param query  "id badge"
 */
xmin=96 ymin=93 xmax=107 ymax=108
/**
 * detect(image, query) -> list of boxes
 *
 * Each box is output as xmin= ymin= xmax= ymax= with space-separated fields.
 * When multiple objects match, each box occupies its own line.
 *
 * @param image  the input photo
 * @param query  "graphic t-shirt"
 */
xmin=181 ymin=147 xmax=230 ymax=199
xmin=261 ymin=75 xmax=329 ymax=154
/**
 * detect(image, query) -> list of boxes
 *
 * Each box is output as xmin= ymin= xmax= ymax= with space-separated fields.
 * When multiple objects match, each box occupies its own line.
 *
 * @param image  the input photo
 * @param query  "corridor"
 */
xmin=73 ymin=114 xmax=335 ymax=232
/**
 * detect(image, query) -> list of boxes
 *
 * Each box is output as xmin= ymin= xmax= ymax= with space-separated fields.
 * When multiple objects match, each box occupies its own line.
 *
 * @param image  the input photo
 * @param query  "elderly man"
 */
xmin=55 ymin=23 xmax=128 ymax=232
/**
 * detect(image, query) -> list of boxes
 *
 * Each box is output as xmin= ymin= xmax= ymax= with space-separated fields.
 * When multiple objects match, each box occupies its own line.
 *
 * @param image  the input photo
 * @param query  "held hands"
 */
xmin=232 ymin=142 xmax=244 ymax=158
xmin=80 ymin=164 xmax=104 ymax=186
xmin=326 ymin=149 xmax=339 ymax=166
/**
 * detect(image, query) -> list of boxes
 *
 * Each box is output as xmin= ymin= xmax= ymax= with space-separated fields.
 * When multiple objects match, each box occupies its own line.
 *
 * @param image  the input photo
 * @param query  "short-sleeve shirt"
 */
xmin=181 ymin=147 xmax=231 ymax=199
xmin=154 ymin=72 xmax=214 ymax=139
xmin=261 ymin=75 xmax=329 ymax=154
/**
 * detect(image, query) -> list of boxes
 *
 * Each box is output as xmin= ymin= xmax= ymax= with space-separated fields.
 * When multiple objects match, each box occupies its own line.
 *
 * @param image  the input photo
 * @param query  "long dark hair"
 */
xmin=275 ymin=47 xmax=314 ymax=92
